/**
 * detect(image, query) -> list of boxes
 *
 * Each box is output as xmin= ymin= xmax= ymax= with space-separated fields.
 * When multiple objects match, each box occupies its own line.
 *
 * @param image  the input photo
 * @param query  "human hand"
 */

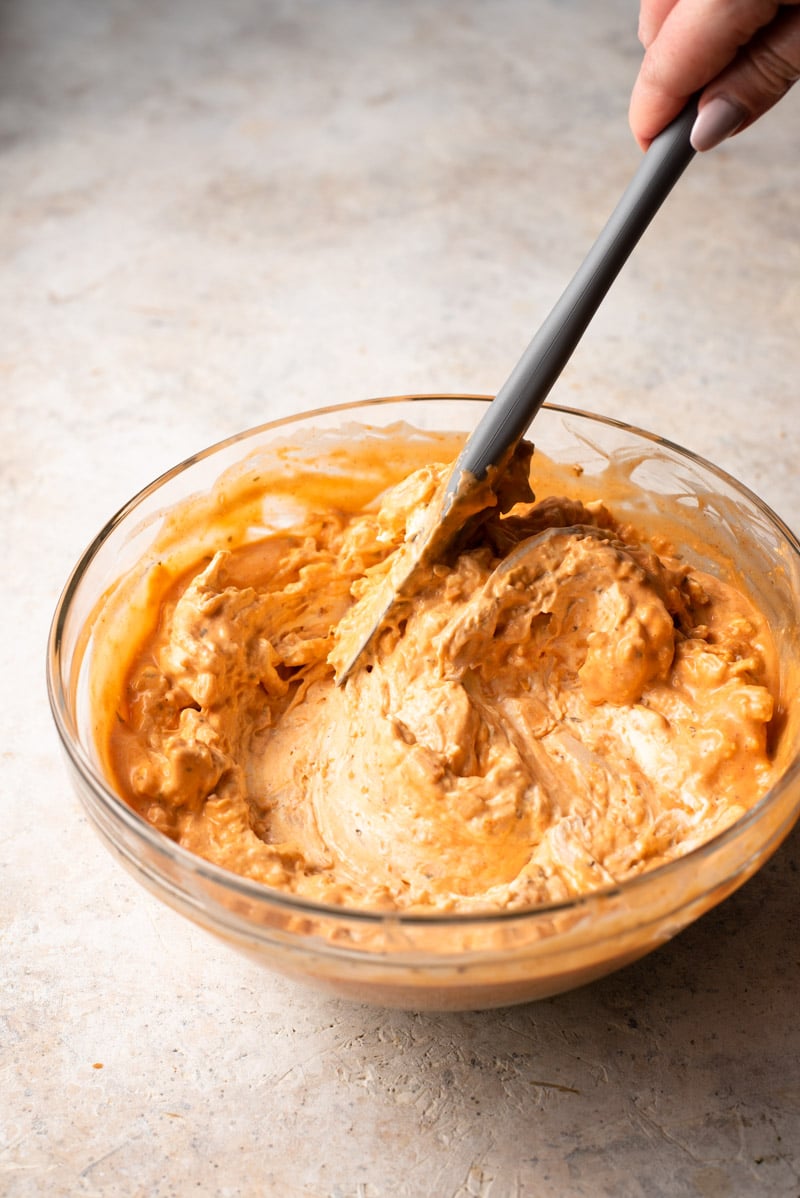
xmin=629 ymin=0 xmax=800 ymax=150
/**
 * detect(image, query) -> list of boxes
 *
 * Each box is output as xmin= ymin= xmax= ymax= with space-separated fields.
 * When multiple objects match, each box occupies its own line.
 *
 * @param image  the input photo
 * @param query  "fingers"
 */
xmin=629 ymin=0 xmax=792 ymax=148
xmin=638 ymin=0 xmax=681 ymax=49
xmin=691 ymin=6 xmax=800 ymax=148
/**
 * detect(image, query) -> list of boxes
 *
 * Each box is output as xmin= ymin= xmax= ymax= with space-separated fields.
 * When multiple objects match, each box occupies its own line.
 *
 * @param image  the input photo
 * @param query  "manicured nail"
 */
xmin=690 ymin=96 xmax=747 ymax=152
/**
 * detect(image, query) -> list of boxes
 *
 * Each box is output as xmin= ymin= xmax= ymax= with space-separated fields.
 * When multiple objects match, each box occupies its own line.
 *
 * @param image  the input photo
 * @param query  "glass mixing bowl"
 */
xmin=47 ymin=396 xmax=800 ymax=1011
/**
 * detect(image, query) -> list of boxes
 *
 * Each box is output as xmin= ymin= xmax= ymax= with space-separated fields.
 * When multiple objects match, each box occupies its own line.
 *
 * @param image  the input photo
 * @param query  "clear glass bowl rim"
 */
xmin=46 ymin=394 xmax=800 ymax=931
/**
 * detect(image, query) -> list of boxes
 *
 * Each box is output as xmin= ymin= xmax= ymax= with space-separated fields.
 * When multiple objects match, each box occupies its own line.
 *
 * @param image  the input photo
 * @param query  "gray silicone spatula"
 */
xmin=335 ymin=97 xmax=699 ymax=684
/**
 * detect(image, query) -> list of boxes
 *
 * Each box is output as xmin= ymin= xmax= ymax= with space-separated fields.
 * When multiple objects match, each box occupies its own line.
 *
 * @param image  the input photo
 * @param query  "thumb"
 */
xmin=691 ymin=5 xmax=800 ymax=150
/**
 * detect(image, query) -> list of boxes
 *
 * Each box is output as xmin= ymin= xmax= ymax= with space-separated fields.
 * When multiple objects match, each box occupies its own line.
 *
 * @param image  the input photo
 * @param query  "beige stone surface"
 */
xmin=2 ymin=0 xmax=799 ymax=1194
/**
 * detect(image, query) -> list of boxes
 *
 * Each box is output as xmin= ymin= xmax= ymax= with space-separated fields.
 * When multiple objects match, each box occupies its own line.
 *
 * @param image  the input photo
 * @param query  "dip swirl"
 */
xmin=106 ymin=437 xmax=778 ymax=913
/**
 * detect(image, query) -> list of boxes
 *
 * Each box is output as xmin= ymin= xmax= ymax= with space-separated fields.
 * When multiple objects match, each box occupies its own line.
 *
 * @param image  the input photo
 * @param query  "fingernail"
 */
xmin=690 ymin=96 xmax=747 ymax=152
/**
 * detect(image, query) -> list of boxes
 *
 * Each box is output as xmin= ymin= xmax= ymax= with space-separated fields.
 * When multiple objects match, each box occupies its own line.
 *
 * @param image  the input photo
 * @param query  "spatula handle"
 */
xmin=452 ymin=97 xmax=699 ymax=486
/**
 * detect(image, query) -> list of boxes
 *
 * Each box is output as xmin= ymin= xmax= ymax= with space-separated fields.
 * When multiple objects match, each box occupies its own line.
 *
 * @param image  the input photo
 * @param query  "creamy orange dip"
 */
xmin=104 ymin=433 xmax=779 ymax=914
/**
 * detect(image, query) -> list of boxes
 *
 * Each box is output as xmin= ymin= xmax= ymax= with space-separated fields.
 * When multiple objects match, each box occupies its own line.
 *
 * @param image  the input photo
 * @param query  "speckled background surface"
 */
xmin=3 ymin=1 xmax=799 ymax=1194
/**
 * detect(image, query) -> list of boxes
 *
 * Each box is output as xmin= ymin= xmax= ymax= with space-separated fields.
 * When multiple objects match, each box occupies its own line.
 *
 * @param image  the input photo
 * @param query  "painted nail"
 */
xmin=690 ymin=96 xmax=747 ymax=152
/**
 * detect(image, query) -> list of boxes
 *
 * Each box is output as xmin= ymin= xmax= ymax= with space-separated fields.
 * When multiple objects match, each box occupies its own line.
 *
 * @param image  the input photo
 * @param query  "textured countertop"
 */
xmin=3 ymin=1 xmax=800 ymax=1194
